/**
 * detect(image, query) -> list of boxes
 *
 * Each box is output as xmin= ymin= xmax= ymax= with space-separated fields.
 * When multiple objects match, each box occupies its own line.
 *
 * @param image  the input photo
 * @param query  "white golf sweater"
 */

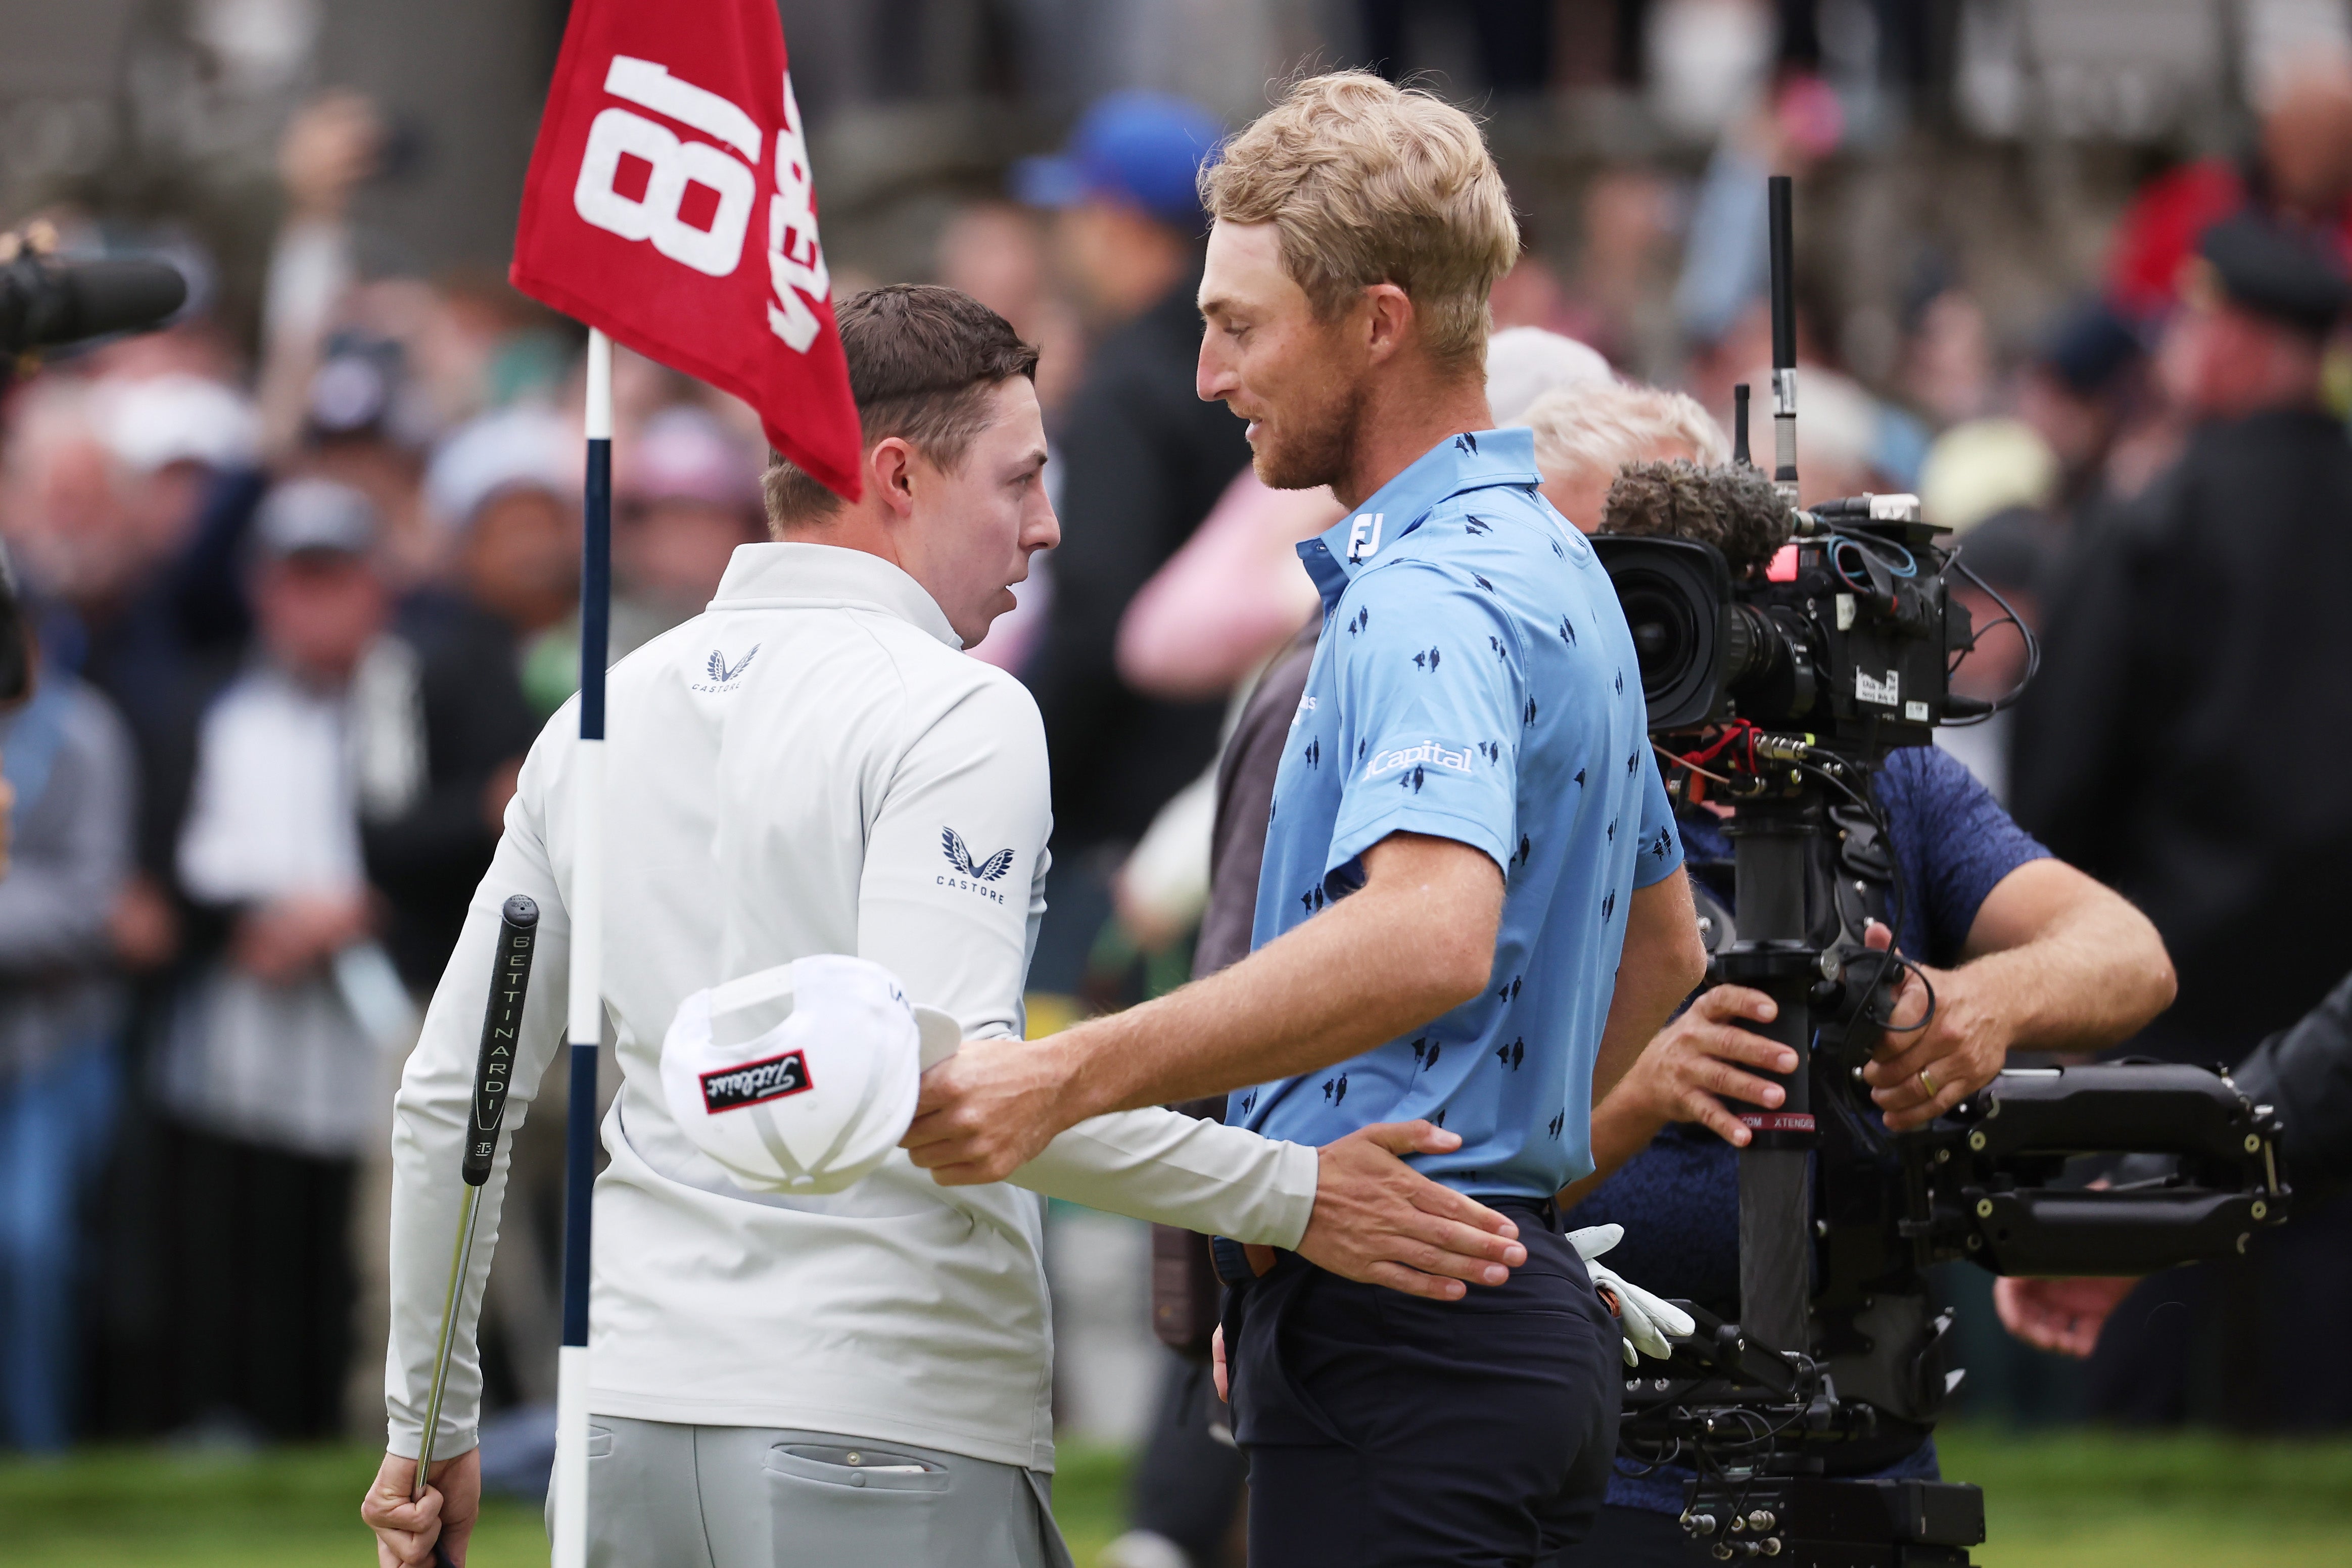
xmin=385 ymin=544 xmax=1316 ymax=1472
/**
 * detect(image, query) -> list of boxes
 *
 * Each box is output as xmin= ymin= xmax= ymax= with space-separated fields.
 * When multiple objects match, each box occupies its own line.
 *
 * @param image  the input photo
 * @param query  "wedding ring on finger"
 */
xmin=1917 ymin=1065 xmax=1940 ymax=1099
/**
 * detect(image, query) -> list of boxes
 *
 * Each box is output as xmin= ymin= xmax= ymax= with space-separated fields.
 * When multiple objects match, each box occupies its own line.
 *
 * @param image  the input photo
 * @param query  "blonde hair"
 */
xmin=1521 ymin=384 xmax=1729 ymax=489
xmin=1202 ymin=71 xmax=1519 ymax=370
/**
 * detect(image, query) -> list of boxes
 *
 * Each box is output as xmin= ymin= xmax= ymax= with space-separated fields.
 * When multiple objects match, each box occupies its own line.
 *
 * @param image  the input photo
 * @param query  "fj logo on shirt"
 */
xmin=693 ymin=645 xmax=759 ymax=692
xmin=1366 ymin=741 xmax=1472 ymax=779
xmin=938 ymin=828 xmax=1013 ymax=905
xmin=1345 ymin=512 xmax=1384 ymax=562
xmin=699 ymin=1049 xmax=813 ymax=1114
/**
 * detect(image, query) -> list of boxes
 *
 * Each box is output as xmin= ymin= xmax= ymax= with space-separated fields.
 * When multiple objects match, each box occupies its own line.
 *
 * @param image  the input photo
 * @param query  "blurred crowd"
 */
xmin=0 ymin=94 xmax=773 ymax=1453
xmin=4 ymin=21 xmax=2352 ymax=1502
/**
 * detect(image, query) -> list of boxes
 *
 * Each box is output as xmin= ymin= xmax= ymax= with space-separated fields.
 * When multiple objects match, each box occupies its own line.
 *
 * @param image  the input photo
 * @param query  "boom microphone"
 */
xmin=0 ymin=255 xmax=187 ymax=355
xmin=1602 ymin=459 xmax=1793 ymax=575
xmin=1767 ymin=174 xmax=1798 ymax=502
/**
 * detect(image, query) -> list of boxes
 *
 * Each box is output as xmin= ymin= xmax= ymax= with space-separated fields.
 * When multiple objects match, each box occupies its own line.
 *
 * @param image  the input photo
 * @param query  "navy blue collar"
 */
xmin=1297 ymin=429 xmax=1542 ymax=608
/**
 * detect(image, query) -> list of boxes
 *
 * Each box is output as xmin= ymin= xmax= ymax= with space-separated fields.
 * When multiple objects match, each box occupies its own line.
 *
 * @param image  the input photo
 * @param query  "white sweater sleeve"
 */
xmin=1015 ymin=1108 xmax=1316 ymax=1249
xmin=857 ymin=671 xmax=1316 ymax=1250
xmin=383 ymin=727 xmax=573 ymax=1460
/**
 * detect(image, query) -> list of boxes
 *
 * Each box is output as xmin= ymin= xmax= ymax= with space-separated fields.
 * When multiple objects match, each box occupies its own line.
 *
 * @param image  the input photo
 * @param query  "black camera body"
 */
xmin=1595 ymin=494 xmax=1972 ymax=757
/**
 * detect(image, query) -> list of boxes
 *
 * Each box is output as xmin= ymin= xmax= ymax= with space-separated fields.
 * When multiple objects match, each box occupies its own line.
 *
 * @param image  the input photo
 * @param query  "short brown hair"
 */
xmin=762 ymin=284 xmax=1041 ymax=531
xmin=1202 ymin=72 xmax=1519 ymax=370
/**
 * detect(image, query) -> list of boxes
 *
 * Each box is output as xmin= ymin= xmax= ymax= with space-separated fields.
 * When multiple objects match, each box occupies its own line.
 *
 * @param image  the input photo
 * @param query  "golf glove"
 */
xmin=1568 ymin=1223 xmax=1696 ymax=1366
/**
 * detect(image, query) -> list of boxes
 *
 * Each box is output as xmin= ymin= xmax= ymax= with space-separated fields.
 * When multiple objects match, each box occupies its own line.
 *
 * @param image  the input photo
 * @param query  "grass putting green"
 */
xmin=1 ymin=1427 xmax=2346 ymax=1565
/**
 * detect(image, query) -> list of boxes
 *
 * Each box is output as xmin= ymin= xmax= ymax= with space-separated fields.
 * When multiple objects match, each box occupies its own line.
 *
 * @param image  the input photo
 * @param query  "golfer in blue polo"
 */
xmin=906 ymin=73 xmax=1708 ymax=1567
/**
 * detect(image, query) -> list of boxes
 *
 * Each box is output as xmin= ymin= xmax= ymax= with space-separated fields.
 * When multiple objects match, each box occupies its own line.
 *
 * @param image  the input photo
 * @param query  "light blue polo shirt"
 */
xmin=1230 ymin=428 xmax=1683 ymax=1199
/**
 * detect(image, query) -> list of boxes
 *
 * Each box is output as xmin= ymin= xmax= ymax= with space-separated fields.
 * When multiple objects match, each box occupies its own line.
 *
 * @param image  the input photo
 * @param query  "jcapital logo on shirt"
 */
xmin=1366 ymin=741 xmax=1473 ymax=779
xmin=1345 ymin=512 xmax=1384 ymax=562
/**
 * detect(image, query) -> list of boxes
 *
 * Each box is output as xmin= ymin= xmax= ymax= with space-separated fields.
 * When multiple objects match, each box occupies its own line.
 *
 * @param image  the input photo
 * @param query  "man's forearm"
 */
xmin=1960 ymin=869 xmax=2175 ymax=1049
xmin=1057 ymin=882 xmax=1479 ymax=1121
xmin=1052 ymin=837 xmax=1501 ymax=1125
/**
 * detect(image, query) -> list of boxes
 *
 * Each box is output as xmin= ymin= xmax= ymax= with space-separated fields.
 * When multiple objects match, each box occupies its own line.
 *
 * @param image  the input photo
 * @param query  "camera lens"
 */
xmin=1621 ymin=577 xmax=1701 ymax=700
xmin=1722 ymin=603 xmax=1780 ymax=689
xmin=1595 ymin=534 xmax=1730 ymax=731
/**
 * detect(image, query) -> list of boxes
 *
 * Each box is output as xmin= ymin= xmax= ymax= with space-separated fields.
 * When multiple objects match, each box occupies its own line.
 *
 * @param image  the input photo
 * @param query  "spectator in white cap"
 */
xmin=92 ymin=371 xmax=262 ymax=578
xmin=424 ymin=406 xmax=580 ymax=715
xmin=1521 ymin=381 xmax=1729 ymax=534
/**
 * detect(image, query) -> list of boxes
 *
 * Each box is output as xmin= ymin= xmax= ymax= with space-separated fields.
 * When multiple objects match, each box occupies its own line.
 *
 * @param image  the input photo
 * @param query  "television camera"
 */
xmin=1589 ymin=177 xmax=2289 ymax=1566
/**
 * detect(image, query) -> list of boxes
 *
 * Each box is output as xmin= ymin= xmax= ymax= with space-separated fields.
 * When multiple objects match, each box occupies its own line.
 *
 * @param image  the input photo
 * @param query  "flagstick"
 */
xmin=552 ymin=325 xmax=613 ymax=1568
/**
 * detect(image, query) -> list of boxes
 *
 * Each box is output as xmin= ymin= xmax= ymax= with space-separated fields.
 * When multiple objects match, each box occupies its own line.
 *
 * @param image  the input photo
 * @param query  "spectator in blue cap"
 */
xmin=1013 ymin=92 xmax=1251 ymax=990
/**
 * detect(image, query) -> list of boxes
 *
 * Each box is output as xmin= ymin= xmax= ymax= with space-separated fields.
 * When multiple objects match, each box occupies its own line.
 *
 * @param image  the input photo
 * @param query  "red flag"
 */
xmin=511 ymin=0 xmax=862 ymax=499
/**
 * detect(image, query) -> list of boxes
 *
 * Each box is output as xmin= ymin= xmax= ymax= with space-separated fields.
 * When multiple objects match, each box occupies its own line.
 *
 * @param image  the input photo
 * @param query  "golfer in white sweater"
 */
xmin=362 ymin=286 xmax=1526 ymax=1568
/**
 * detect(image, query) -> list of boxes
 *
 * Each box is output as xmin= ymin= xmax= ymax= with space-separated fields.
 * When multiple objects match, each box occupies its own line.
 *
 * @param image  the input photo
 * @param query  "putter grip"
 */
xmin=462 ymin=895 xmax=540 ymax=1186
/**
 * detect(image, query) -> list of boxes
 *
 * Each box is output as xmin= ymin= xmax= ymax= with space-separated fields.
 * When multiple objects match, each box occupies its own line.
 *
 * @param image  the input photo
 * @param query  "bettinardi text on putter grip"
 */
xmin=464 ymin=895 xmax=541 ymax=1185
xmin=415 ymin=892 xmax=544 ymax=1545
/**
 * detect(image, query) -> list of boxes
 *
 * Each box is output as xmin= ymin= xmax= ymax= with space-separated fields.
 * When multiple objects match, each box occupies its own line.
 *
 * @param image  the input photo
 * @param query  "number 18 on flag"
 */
xmin=512 ymin=0 xmax=863 ymax=499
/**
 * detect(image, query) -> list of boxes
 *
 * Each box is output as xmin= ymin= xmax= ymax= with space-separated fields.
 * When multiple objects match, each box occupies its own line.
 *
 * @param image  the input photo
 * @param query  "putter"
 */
xmin=413 ymin=894 xmax=541 ymax=1566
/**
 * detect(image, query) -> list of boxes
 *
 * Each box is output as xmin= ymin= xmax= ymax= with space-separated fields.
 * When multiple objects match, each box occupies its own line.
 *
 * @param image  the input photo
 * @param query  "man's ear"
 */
xmin=868 ymin=436 xmax=918 ymax=518
xmin=1361 ymin=282 xmax=1415 ymax=365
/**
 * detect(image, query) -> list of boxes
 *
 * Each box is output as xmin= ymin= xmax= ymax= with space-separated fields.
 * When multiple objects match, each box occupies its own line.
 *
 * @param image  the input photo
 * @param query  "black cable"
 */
xmin=1942 ymin=556 xmax=2041 ymax=723
xmin=1796 ymin=755 xmax=1939 ymax=1036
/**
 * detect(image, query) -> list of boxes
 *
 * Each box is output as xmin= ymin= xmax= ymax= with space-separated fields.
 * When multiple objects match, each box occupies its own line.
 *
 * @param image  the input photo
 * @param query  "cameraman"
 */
xmin=1554 ymin=462 xmax=2178 ymax=1567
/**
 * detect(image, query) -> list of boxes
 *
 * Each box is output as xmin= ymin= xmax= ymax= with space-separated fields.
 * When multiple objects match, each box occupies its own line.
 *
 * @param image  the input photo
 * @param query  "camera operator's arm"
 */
xmin=2219 ymin=966 xmax=2352 ymax=1200
xmin=1862 ymin=859 xmax=2176 ymax=1130
xmin=1558 ymin=983 xmax=1799 ymax=1208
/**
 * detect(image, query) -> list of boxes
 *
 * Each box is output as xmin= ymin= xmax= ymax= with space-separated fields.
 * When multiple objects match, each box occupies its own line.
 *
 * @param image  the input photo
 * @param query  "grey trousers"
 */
xmin=552 ymin=1416 xmax=1075 ymax=1568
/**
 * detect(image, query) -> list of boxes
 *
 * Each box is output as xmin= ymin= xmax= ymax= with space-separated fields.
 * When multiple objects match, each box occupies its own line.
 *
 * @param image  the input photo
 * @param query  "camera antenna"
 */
xmin=1768 ymin=175 xmax=1798 ymax=504
xmin=1731 ymin=383 xmax=1751 ymax=468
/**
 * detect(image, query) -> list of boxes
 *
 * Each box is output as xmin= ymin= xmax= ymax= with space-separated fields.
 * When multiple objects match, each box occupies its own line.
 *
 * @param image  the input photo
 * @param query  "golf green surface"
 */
xmin=3 ymin=1427 xmax=2347 ymax=1565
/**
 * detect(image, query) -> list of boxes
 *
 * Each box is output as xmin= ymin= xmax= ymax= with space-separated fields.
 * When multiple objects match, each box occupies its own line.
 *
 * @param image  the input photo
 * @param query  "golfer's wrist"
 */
xmin=1051 ymin=1027 xmax=1121 ymax=1127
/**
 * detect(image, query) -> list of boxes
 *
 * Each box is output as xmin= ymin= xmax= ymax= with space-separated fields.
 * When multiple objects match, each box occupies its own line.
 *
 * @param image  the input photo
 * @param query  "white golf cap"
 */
xmin=659 ymin=954 xmax=960 ymax=1195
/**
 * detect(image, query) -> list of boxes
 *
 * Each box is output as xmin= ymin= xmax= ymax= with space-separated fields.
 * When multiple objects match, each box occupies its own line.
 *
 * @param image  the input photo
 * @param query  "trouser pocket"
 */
xmin=764 ymin=1442 xmax=951 ymax=1564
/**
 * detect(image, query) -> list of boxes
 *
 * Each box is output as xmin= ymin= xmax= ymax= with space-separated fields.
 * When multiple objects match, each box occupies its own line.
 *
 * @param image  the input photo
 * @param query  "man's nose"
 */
xmin=1196 ymin=343 xmax=1232 ymax=404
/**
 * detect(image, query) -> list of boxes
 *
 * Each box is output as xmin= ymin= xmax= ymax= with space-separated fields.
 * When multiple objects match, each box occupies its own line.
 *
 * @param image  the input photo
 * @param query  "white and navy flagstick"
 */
xmin=552 ymin=326 xmax=613 ymax=1568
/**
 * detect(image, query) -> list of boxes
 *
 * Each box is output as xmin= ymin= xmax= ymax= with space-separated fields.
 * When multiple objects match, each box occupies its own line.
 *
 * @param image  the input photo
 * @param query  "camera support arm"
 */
xmin=1722 ymin=795 xmax=1828 ymax=1358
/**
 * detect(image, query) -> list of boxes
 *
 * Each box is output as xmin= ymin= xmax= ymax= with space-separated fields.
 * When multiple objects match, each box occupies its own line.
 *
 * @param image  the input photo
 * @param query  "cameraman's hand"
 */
xmin=1296 ymin=1121 xmax=1526 ymax=1300
xmin=1620 ymin=985 xmax=1797 ymax=1147
xmin=1857 ymin=922 xmax=2013 ymax=1131
xmin=1994 ymin=1275 xmax=2137 ymax=1358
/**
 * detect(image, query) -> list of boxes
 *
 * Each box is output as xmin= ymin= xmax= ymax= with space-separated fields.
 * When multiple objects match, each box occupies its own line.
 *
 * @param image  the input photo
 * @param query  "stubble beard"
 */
xmin=1252 ymin=377 xmax=1366 ymax=494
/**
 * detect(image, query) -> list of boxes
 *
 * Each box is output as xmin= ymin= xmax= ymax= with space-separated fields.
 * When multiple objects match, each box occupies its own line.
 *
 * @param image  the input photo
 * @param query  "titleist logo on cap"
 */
xmin=700 ymin=1050 xmax=815 ymax=1114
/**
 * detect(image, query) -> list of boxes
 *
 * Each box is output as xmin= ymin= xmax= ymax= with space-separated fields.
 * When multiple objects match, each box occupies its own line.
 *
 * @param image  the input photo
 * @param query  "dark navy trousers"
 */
xmin=1225 ymin=1200 xmax=1622 ymax=1567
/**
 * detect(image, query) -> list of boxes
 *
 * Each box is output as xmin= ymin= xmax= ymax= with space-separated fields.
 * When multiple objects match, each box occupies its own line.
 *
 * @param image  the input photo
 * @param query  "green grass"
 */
xmin=1941 ymin=1428 xmax=2352 ymax=1568
xmin=2 ymin=1428 xmax=2348 ymax=1565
